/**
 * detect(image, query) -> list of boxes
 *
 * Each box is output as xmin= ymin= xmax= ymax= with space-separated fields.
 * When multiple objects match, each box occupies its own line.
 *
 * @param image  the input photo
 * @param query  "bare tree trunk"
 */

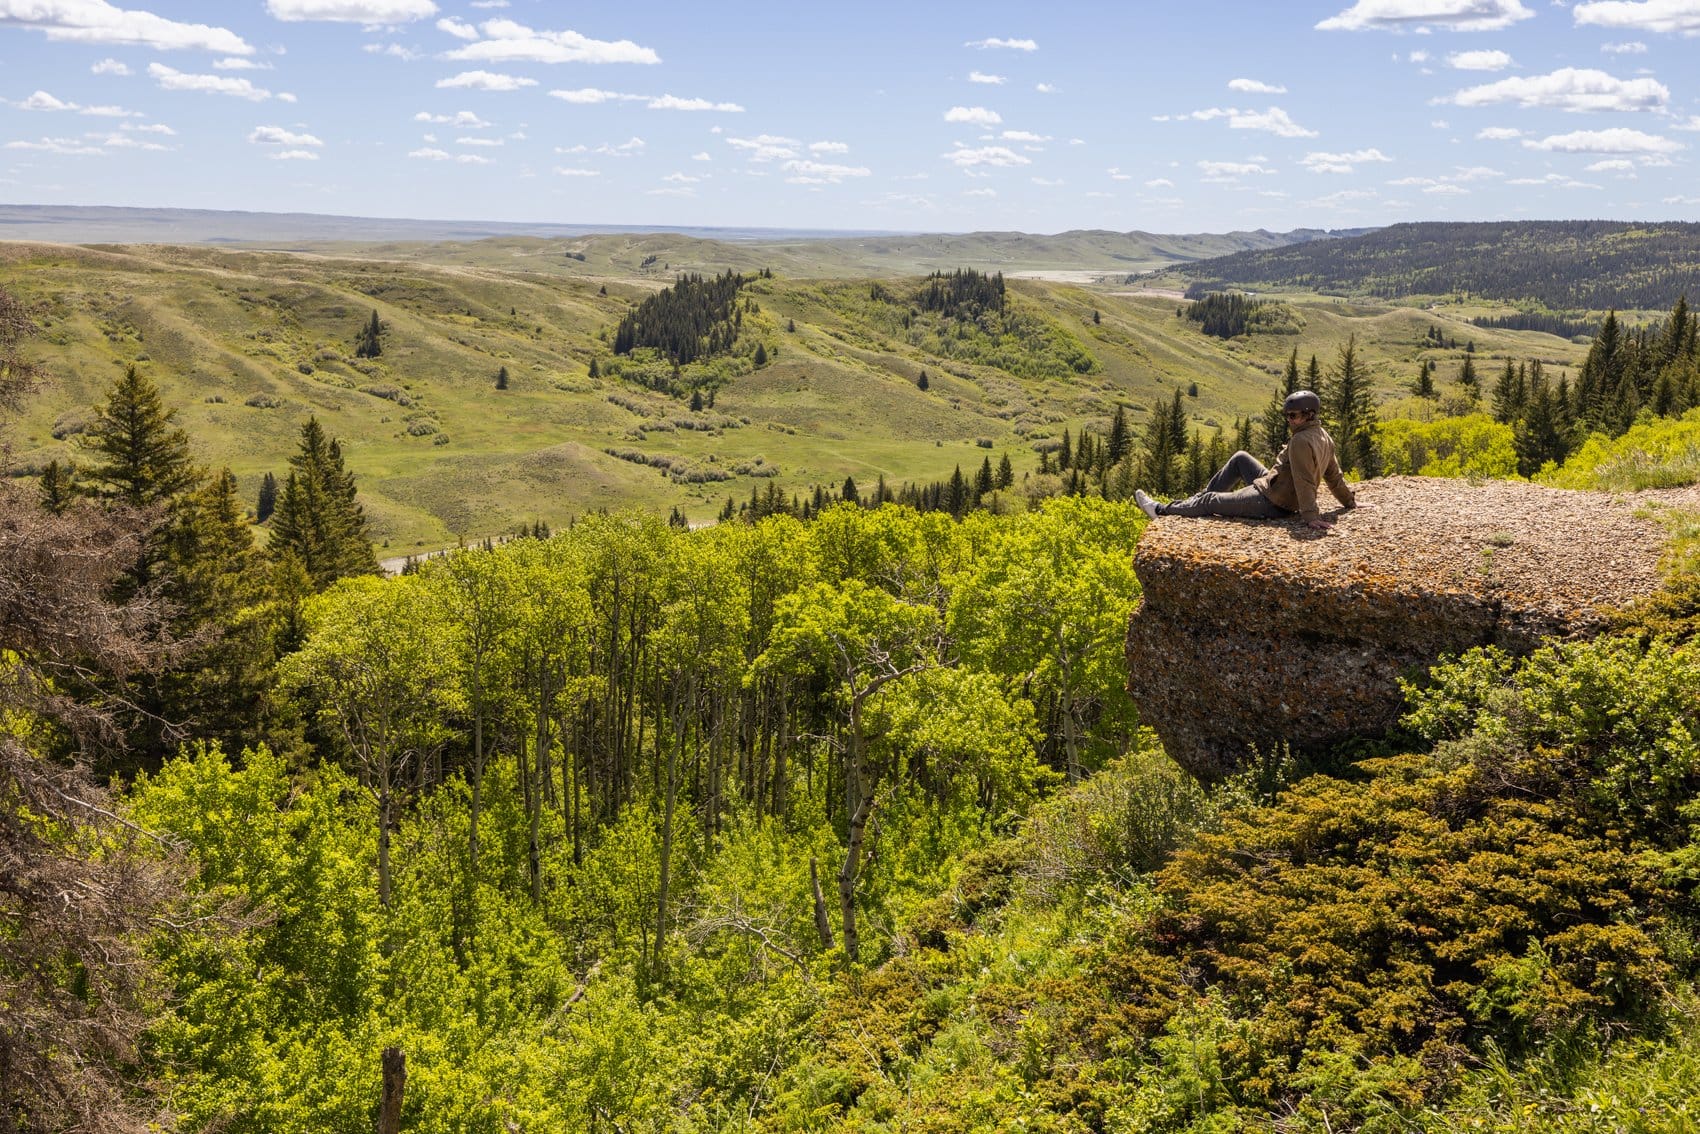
xmin=810 ymin=856 xmax=835 ymax=950
xmin=377 ymin=781 xmax=393 ymax=910
xmin=377 ymin=1046 xmax=405 ymax=1134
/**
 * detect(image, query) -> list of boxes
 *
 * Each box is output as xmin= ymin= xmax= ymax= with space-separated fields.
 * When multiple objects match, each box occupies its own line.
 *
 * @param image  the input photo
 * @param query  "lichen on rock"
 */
xmin=1126 ymin=475 xmax=1700 ymax=781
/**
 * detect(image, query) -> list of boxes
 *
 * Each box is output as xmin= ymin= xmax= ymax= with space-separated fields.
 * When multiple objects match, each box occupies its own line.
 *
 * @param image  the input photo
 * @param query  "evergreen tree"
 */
xmin=946 ymin=465 xmax=968 ymax=517
xmin=354 ymin=309 xmax=383 ymax=359
xmin=1323 ymin=335 xmax=1379 ymax=477
xmin=996 ymin=453 xmax=1014 ymax=489
xmin=1414 ymin=361 xmax=1436 ymax=398
xmin=80 ymin=364 xmax=197 ymax=508
xmin=917 ymin=371 xmax=929 ymax=391
xmin=267 ymin=416 xmax=379 ymax=591
xmin=1092 ymin=309 xmax=1101 ymax=325
xmin=1107 ymin=404 xmax=1131 ymax=465
xmin=690 ymin=389 xmax=704 ymax=412
xmin=39 ymin=459 xmax=76 ymax=515
xmin=1058 ymin=429 xmax=1073 ymax=472
xmin=753 ymin=342 xmax=768 ymax=367
xmin=975 ymin=457 xmax=995 ymax=499
xmin=1491 ymin=360 xmax=1520 ymax=423
xmin=256 ymin=471 xmax=278 ymax=524
xmin=1234 ymin=416 xmax=1255 ymax=455
xmin=495 ymin=366 xmax=509 ymax=390
xmin=842 ymin=475 xmax=860 ymax=506
xmin=589 ymin=357 xmax=601 ymax=378
xmin=1457 ymin=353 xmax=1479 ymax=402
xmin=1141 ymin=396 xmax=1180 ymax=496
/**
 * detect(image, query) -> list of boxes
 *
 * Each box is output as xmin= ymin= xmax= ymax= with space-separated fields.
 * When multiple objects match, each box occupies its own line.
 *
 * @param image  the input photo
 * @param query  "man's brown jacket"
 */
xmin=1254 ymin=420 xmax=1356 ymax=523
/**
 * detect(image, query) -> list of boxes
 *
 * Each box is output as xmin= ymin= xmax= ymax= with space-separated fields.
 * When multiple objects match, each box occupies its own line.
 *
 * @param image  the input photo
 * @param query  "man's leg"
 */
xmin=1200 ymin=451 xmax=1267 ymax=495
xmin=1159 ymin=484 xmax=1289 ymax=519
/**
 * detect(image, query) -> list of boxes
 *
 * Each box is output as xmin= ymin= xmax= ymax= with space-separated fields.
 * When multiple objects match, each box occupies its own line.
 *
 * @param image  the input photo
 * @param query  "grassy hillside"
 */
xmin=1160 ymin=220 xmax=1700 ymax=313
xmin=1 ymin=239 xmax=1585 ymax=547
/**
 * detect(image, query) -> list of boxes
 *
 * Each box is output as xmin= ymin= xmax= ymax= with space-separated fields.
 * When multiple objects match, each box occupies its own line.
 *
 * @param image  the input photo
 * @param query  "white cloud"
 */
xmin=726 ymin=133 xmax=799 ymax=161
xmin=1431 ymin=118 xmax=1450 ymax=128
xmin=965 ymin=37 xmax=1037 ymax=50
xmin=1229 ymin=106 xmax=1317 ymax=137
xmin=809 ymin=140 xmax=848 ymax=153
xmin=1447 ymin=49 xmax=1513 ymax=70
xmin=92 ymin=130 xmax=163 ymax=149
xmin=1586 ymin=157 xmax=1637 ymax=169
xmin=782 ymin=158 xmax=869 ymax=183
xmin=1506 ymin=172 xmax=1600 ymax=188
xmin=968 ymin=70 xmax=1004 ymax=84
xmin=436 ymin=70 xmax=537 ymax=90
xmin=123 ymin=121 xmax=174 ymax=134
xmin=409 ymin=146 xmax=490 ymax=163
xmin=1036 ymin=82 xmax=1056 ymax=93
xmin=1229 ymin=78 xmax=1287 ymax=93
xmin=1317 ymin=0 xmax=1534 ymax=32
xmin=1477 ymin=125 xmax=1522 ymax=139
xmin=1601 ymin=39 xmax=1649 ymax=51
xmin=1145 ymin=177 xmax=1175 ymax=187
xmin=662 ymin=171 xmax=698 ymax=183
xmin=1675 ymin=115 xmax=1700 ymax=130
xmin=945 ymin=105 xmax=1002 ymax=127
xmin=148 ymin=62 xmax=270 ymax=99
xmin=214 ymin=55 xmax=270 ymax=69
xmin=91 ymin=57 xmax=129 ymax=75
xmin=646 ymin=186 xmax=695 ymax=197
xmin=78 ymin=104 xmax=134 ymax=116
xmin=363 ymin=42 xmax=418 ymax=59
xmin=1000 ymin=130 xmax=1050 ymax=142
xmin=278 ymin=91 xmax=296 ymax=102
xmin=3 ymin=135 xmax=105 ymax=154
xmin=1300 ymin=146 xmax=1394 ymax=173
xmin=554 ymin=166 xmax=599 ymax=176
xmin=1198 ymin=160 xmax=1276 ymax=180
xmin=269 ymin=149 xmax=317 ymax=160
xmin=444 ymin=18 xmax=659 ymax=64
xmin=1523 ymin=126 xmax=1683 ymax=152
xmin=1665 ymin=194 xmax=1700 ymax=204
xmin=456 ymin=135 xmax=501 ymax=145
xmin=437 ymin=15 xmax=477 ymax=39
xmin=248 ymin=124 xmax=322 ymax=146
xmin=1107 ymin=166 xmax=1133 ymax=180
xmin=548 ymin=87 xmax=632 ymax=103
xmin=1447 ymin=68 xmax=1668 ymax=112
xmin=594 ymin=136 xmax=644 ymax=155
xmin=964 ymin=187 xmax=997 ymax=196
xmin=647 ymin=94 xmax=743 ymax=112
xmin=691 ymin=150 xmax=710 ymax=160
xmin=1574 ymin=0 xmax=1700 ymax=34
xmin=265 ymin=0 xmax=436 ymax=21
xmin=15 ymin=89 xmax=77 ymax=111
xmin=942 ymin=145 xmax=1029 ymax=167
xmin=469 ymin=0 xmax=505 ymax=6
xmin=414 ymin=109 xmax=489 ymax=126
xmin=1409 ymin=49 xmax=1430 ymax=63
xmin=0 ymin=0 xmax=253 ymax=54
xmin=1031 ymin=176 xmax=1063 ymax=186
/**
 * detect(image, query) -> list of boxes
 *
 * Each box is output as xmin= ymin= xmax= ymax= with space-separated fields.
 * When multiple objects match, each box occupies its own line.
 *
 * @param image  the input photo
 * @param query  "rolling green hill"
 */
xmin=1 ymin=238 xmax=1585 ymax=548
xmin=1162 ymin=220 xmax=1700 ymax=312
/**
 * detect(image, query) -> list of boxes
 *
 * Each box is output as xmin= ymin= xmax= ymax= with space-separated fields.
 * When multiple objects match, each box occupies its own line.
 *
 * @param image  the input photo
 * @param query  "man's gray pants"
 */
xmin=1159 ymin=451 xmax=1292 ymax=519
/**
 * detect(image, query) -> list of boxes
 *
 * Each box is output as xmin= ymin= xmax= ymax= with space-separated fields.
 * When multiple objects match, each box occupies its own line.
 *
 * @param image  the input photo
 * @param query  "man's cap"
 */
xmin=1284 ymin=389 xmax=1321 ymax=415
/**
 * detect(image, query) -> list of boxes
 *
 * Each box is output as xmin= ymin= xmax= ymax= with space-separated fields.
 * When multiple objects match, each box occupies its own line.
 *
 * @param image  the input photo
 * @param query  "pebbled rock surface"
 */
xmin=1126 ymin=475 xmax=1700 ymax=781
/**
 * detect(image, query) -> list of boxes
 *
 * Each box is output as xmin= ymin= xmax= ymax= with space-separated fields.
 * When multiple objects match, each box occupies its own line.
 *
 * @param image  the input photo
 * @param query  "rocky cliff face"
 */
xmin=1126 ymin=476 xmax=1700 ymax=781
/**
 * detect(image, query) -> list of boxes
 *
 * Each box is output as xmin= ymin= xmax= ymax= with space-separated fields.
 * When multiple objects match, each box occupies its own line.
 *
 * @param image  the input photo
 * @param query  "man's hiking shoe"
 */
xmin=1134 ymin=489 xmax=1160 ymax=521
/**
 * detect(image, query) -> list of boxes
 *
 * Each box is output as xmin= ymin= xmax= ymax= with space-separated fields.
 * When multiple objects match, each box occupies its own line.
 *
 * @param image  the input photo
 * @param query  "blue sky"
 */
xmin=2 ymin=0 xmax=1699 ymax=234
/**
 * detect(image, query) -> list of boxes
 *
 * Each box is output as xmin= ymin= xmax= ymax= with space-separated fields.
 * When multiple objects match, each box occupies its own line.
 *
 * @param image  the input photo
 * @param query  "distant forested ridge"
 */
xmin=1174 ymin=221 xmax=1700 ymax=310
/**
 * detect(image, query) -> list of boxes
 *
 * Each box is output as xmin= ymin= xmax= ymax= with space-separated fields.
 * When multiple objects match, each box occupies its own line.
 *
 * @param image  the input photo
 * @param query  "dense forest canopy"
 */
xmin=1173 ymin=220 xmax=1700 ymax=310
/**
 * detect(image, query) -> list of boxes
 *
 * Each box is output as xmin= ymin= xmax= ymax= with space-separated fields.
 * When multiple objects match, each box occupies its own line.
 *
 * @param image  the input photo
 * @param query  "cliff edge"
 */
xmin=1126 ymin=475 xmax=1700 ymax=781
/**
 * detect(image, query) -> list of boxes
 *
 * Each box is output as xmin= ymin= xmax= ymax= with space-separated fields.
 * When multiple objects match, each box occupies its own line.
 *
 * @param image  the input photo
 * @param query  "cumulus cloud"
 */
xmin=968 ymin=70 xmax=1004 ymax=84
xmin=548 ymin=87 xmax=632 ymax=103
xmin=942 ymin=144 xmax=1029 ymax=167
xmin=414 ymin=109 xmax=489 ymax=126
xmin=148 ymin=62 xmax=270 ymax=99
xmin=1301 ymin=147 xmax=1394 ymax=173
xmin=443 ymin=18 xmax=659 ymax=64
xmin=1229 ymin=78 xmax=1287 ymax=93
xmin=554 ymin=167 xmax=599 ymax=176
xmin=1476 ymin=125 xmax=1523 ymax=139
xmin=726 ymin=133 xmax=799 ymax=161
xmin=436 ymin=70 xmax=536 ymax=90
xmin=999 ymin=130 xmax=1049 ymax=143
xmin=965 ymin=36 xmax=1036 ymax=50
xmin=214 ymin=55 xmax=271 ymax=69
xmin=662 ymin=171 xmax=698 ymax=183
xmin=945 ymin=105 xmax=1002 ymax=127
xmin=1574 ymin=0 xmax=1700 ymax=34
xmin=1507 ymin=172 xmax=1600 ymax=188
xmin=809 ymin=140 xmax=848 ymax=153
xmin=1586 ymin=157 xmax=1637 ymax=170
xmin=1523 ymin=126 xmax=1683 ymax=152
xmin=1448 ymin=49 xmax=1513 ymax=70
xmin=409 ymin=146 xmax=490 ymax=163
xmin=266 ymin=0 xmax=436 ymax=21
xmin=1145 ymin=177 xmax=1175 ymax=187
xmin=1107 ymin=167 xmax=1133 ymax=180
xmin=91 ymin=57 xmax=129 ymax=74
xmin=1036 ymin=82 xmax=1056 ymax=93
xmin=0 ymin=0 xmax=252 ymax=53
xmin=437 ymin=15 xmax=477 ymax=38
xmin=4 ymin=135 xmax=106 ymax=154
xmin=14 ymin=90 xmax=77 ymax=111
xmin=691 ymin=151 xmax=711 ymax=160
xmin=1317 ymin=0 xmax=1534 ymax=32
xmin=646 ymin=94 xmax=742 ymax=111
xmin=123 ymin=121 xmax=174 ymax=134
xmin=248 ymin=124 xmax=322 ymax=145
xmin=1447 ymin=67 xmax=1668 ymax=112
xmin=1198 ymin=160 xmax=1276 ymax=178
xmin=782 ymin=158 xmax=870 ymax=183
xmin=1601 ymin=39 xmax=1648 ymax=52
xmin=1229 ymin=106 xmax=1317 ymax=137
xmin=456 ymin=135 xmax=500 ymax=145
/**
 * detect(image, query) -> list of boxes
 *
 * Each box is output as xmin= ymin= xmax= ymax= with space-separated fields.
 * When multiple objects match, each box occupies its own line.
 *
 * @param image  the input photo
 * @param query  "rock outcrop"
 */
xmin=1126 ymin=475 xmax=1700 ymax=781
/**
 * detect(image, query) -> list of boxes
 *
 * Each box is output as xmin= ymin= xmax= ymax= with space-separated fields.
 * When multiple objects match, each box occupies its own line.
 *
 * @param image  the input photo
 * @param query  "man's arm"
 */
xmin=1323 ymin=455 xmax=1356 ymax=510
xmin=1289 ymin=436 xmax=1324 ymax=523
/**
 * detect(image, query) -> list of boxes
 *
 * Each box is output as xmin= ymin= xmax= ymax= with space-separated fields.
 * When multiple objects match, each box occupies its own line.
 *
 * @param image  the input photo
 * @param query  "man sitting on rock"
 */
xmin=1135 ymin=390 xmax=1355 ymax=532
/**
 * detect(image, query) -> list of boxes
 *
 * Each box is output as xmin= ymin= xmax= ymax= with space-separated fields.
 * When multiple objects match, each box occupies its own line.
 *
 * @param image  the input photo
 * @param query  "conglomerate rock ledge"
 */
xmin=1126 ymin=475 xmax=1700 ymax=782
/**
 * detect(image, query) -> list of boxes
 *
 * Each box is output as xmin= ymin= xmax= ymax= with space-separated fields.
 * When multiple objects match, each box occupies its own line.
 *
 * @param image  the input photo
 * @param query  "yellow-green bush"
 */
xmin=1378 ymin=413 xmax=1519 ymax=479
xmin=1540 ymin=408 xmax=1700 ymax=490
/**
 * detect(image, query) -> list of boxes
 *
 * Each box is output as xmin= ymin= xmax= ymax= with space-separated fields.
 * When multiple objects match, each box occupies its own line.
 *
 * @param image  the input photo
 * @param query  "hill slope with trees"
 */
xmin=1170 ymin=220 xmax=1700 ymax=311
